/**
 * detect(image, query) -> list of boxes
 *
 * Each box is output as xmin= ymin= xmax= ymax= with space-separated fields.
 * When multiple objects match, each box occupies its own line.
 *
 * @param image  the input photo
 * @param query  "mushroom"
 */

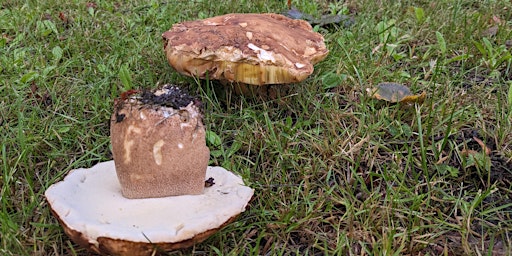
xmin=45 ymin=160 xmax=254 ymax=256
xmin=110 ymin=85 xmax=209 ymax=199
xmin=162 ymin=13 xmax=328 ymax=96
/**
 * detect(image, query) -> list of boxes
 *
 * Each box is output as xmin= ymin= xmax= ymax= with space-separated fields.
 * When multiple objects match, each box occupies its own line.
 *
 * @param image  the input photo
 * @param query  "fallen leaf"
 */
xmin=2 ymin=34 xmax=13 ymax=44
xmin=28 ymin=81 xmax=53 ymax=107
xmin=262 ymin=236 xmax=273 ymax=255
xmin=43 ymin=13 xmax=52 ymax=20
xmin=58 ymin=12 xmax=72 ymax=26
xmin=460 ymin=148 xmax=491 ymax=170
xmin=366 ymin=82 xmax=426 ymax=103
xmin=460 ymin=149 xmax=480 ymax=156
xmin=481 ymin=25 xmax=498 ymax=37
xmin=473 ymin=136 xmax=491 ymax=155
xmin=492 ymin=15 xmax=503 ymax=25
xmin=244 ymin=228 xmax=258 ymax=239
xmin=30 ymin=82 xmax=38 ymax=95
xmin=399 ymin=91 xmax=427 ymax=104
xmin=436 ymin=154 xmax=450 ymax=164
xmin=86 ymin=2 xmax=97 ymax=9
xmin=372 ymin=43 xmax=383 ymax=54
xmin=505 ymin=40 xmax=512 ymax=49
xmin=59 ymin=12 xmax=68 ymax=23
xmin=283 ymin=7 xmax=354 ymax=27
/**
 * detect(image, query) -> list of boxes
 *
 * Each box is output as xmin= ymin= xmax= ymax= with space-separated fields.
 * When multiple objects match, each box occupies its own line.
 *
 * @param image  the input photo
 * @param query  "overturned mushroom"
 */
xmin=45 ymin=161 xmax=254 ymax=256
xmin=162 ymin=13 xmax=328 ymax=96
xmin=45 ymin=84 xmax=254 ymax=255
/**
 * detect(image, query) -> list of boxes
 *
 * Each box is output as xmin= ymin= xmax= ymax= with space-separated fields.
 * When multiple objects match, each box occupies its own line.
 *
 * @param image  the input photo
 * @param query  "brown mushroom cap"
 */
xmin=162 ymin=13 xmax=329 ymax=85
xmin=45 ymin=161 xmax=254 ymax=256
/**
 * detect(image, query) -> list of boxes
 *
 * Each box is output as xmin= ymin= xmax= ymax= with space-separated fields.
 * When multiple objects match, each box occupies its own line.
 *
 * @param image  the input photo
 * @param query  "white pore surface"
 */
xmin=45 ymin=161 xmax=254 ymax=246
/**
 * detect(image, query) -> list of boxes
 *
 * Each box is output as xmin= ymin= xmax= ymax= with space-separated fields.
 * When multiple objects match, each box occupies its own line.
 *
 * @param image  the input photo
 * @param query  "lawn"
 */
xmin=1 ymin=0 xmax=512 ymax=255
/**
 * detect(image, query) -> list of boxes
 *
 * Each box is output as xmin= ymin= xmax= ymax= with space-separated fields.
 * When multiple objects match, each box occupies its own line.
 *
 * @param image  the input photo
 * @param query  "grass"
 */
xmin=1 ymin=0 xmax=512 ymax=255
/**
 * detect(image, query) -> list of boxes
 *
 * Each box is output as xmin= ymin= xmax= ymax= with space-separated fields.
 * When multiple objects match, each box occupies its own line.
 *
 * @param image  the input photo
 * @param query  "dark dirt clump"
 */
xmin=140 ymin=85 xmax=197 ymax=109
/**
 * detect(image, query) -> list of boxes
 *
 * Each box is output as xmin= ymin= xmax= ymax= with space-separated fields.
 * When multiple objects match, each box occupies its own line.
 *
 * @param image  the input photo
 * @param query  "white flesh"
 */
xmin=45 ymin=161 xmax=253 ymax=246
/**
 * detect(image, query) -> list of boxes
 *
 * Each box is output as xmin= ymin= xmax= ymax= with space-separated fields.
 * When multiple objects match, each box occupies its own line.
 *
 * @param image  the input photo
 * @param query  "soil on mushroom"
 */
xmin=139 ymin=86 xmax=197 ymax=109
xmin=113 ymin=85 xmax=203 ymax=124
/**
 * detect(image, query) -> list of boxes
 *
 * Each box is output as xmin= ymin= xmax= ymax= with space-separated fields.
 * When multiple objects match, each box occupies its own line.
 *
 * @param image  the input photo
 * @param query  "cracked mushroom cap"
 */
xmin=45 ymin=161 xmax=254 ymax=256
xmin=162 ymin=13 xmax=329 ymax=85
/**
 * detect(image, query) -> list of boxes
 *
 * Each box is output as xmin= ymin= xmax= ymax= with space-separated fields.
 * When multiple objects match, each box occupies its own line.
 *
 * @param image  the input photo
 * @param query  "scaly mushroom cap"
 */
xmin=45 ymin=161 xmax=254 ymax=256
xmin=162 ymin=13 xmax=329 ymax=85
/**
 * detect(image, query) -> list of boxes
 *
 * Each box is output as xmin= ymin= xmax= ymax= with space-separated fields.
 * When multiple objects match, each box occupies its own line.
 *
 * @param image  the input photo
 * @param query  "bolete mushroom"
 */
xmin=110 ymin=85 xmax=209 ymax=199
xmin=45 ymin=160 xmax=254 ymax=256
xmin=162 ymin=13 xmax=328 ymax=95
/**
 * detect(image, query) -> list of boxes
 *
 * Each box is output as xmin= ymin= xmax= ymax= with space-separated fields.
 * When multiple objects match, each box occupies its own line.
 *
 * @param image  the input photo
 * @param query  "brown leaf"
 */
xmin=2 ymin=34 xmax=13 ymax=44
xmin=59 ymin=12 xmax=70 ymax=25
xmin=473 ymin=136 xmax=491 ymax=155
xmin=262 ymin=236 xmax=273 ymax=255
xmin=59 ymin=12 xmax=67 ymax=22
xmin=506 ymin=40 xmax=512 ymax=49
xmin=399 ymin=91 xmax=426 ymax=104
xmin=28 ymin=82 xmax=52 ymax=107
xmin=43 ymin=13 xmax=52 ymax=21
xmin=436 ymin=154 xmax=450 ymax=164
xmin=244 ymin=228 xmax=258 ymax=239
xmin=460 ymin=149 xmax=480 ymax=156
xmin=30 ymin=81 xmax=38 ymax=95
xmin=481 ymin=25 xmax=498 ymax=37
xmin=492 ymin=15 xmax=503 ymax=25
xmin=86 ymin=2 xmax=97 ymax=9
xmin=366 ymin=83 xmax=426 ymax=103
xmin=41 ymin=92 xmax=52 ymax=107
xmin=266 ymin=223 xmax=282 ymax=230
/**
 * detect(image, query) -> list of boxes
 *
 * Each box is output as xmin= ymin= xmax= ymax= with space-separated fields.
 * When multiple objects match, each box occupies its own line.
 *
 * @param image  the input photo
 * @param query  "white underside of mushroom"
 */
xmin=45 ymin=161 xmax=253 ymax=246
